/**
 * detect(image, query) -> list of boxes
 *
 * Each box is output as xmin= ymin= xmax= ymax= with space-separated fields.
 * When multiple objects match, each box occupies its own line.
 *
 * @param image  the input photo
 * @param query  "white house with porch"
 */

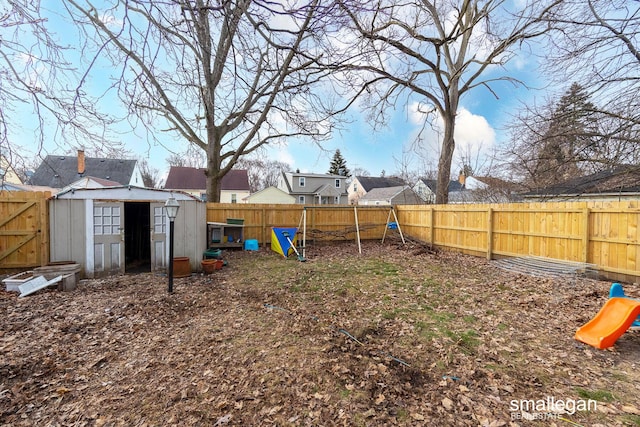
xmin=277 ymin=171 xmax=348 ymax=204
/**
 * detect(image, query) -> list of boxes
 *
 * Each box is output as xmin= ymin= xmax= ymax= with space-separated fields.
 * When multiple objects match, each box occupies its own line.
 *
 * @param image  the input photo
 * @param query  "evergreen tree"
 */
xmin=532 ymin=83 xmax=599 ymax=187
xmin=328 ymin=149 xmax=351 ymax=177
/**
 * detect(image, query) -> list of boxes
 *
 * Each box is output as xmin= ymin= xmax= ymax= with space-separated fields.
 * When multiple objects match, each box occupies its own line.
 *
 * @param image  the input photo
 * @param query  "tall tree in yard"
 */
xmin=502 ymin=82 xmax=637 ymax=190
xmin=337 ymin=0 xmax=562 ymax=203
xmin=541 ymin=0 xmax=640 ymax=172
xmin=64 ymin=0 xmax=336 ymax=202
xmin=328 ymin=149 xmax=350 ymax=177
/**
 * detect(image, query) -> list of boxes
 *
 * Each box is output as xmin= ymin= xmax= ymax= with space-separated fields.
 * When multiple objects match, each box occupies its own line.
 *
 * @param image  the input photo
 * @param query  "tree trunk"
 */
xmin=206 ymin=129 xmax=222 ymax=202
xmin=436 ymin=126 xmax=455 ymax=204
xmin=436 ymin=101 xmax=457 ymax=204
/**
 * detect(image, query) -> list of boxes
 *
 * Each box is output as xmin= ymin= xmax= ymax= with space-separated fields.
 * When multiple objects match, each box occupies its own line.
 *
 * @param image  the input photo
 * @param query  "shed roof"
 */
xmin=30 ymin=155 xmax=137 ymax=188
xmin=53 ymin=186 xmax=200 ymax=201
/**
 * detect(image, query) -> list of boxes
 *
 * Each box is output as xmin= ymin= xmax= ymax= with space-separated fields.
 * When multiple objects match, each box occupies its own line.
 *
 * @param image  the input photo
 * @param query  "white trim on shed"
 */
xmin=50 ymin=186 xmax=206 ymax=278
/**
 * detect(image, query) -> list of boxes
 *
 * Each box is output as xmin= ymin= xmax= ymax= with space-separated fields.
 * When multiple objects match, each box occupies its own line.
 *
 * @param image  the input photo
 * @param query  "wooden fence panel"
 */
xmin=0 ymin=191 xmax=50 ymax=269
xmin=4 ymin=197 xmax=640 ymax=282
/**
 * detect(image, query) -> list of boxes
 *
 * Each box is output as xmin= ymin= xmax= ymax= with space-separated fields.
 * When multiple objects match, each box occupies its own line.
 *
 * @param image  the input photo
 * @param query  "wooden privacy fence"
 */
xmin=2 ymin=194 xmax=639 ymax=282
xmin=206 ymin=204 xmax=397 ymax=245
xmin=0 ymin=191 xmax=50 ymax=269
xmin=208 ymin=201 xmax=640 ymax=283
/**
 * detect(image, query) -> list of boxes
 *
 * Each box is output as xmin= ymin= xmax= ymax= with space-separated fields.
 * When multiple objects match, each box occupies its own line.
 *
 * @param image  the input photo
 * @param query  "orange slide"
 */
xmin=575 ymin=297 xmax=640 ymax=349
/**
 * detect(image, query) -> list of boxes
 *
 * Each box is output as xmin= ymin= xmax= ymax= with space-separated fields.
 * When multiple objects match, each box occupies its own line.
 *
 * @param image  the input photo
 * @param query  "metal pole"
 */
xmin=168 ymin=219 xmax=175 ymax=294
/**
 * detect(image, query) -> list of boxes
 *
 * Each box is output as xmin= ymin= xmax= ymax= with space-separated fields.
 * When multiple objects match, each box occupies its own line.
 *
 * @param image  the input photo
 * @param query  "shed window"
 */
xmin=153 ymin=206 xmax=166 ymax=233
xmin=93 ymin=206 xmax=121 ymax=235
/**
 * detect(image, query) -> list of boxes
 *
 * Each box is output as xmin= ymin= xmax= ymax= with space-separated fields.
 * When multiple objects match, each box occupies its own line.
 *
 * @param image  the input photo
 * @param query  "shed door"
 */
xmin=150 ymin=203 xmax=167 ymax=272
xmin=93 ymin=202 xmax=125 ymax=275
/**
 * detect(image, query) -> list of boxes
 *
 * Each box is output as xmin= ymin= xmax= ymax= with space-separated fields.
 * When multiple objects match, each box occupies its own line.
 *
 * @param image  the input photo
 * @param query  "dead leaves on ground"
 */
xmin=1 ymin=241 xmax=639 ymax=426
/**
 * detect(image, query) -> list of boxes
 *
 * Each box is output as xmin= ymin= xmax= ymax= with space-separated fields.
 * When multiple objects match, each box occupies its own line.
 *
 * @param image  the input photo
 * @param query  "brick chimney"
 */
xmin=458 ymin=170 xmax=466 ymax=186
xmin=77 ymin=149 xmax=85 ymax=175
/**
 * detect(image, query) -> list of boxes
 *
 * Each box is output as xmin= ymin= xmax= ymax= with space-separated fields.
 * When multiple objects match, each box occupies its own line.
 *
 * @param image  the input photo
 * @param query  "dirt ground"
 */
xmin=1 ymin=241 xmax=640 ymax=426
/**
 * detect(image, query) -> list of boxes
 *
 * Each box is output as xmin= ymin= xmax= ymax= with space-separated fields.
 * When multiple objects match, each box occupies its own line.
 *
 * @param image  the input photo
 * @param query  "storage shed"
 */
xmin=50 ymin=186 xmax=206 ymax=278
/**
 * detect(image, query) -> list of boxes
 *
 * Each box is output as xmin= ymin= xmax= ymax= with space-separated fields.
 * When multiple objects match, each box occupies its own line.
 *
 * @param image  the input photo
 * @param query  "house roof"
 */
xmin=360 ymin=185 xmax=407 ymax=200
xmin=360 ymin=185 xmax=421 ymax=204
xmin=287 ymin=171 xmax=347 ymax=179
xmin=0 ymin=182 xmax=56 ymax=192
xmin=524 ymin=165 xmax=640 ymax=197
xmin=418 ymin=178 xmax=465 ymax=192
xmin=243 ymin=186 xmax=295 ymax=202
xmin=29 ymin=155 xmax=137 ymax=188
xmin=164 ymin=167 xmax=250 ymax=191
xmin=356 ymin=176 xmax=405 ymax=192
xmin=313 ymin=183 xmax=343 ymax=197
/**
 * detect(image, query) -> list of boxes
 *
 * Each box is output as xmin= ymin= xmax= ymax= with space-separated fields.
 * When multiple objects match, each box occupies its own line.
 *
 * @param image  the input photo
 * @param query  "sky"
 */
xmin=7 ymin=1 xmax=547 ymax=184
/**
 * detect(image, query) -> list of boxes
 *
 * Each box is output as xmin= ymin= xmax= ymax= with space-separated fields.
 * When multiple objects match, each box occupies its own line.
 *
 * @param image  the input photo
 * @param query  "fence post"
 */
xmin=582 ymin=207 xmax=590 ymax=264
xmin=429 ymin=207 xmax=435 ymax=245
xmin=487 ymin=207 xmax=494 ymax=260
xmin=261 ymin=207 xmax=266 ymax=245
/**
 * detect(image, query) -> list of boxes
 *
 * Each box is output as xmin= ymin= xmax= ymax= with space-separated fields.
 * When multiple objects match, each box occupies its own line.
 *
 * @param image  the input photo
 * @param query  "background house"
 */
xmin=521 ymin=165 xmax=640 ymax=202
xmin=242 ymin=186 xmax=295 ymax=204
xmin=277 ymin=171 xmax=348 ymax=204
xmin=0 ymin=155 xmax=23 ymax=186
xmin=413 ymin=178 xmax=466 ymax=203
xmin=348 ymin=176 xmax=406 ymax=205
xmin=29 ymin=150 xmax=144 ymax=190
xmin=358 ymin=186 xmax=423 ymax=206
xmin=458 ymin=175 xmax=521 ymax=203
xmin=164 ymin=167 xmax=250 ymax=203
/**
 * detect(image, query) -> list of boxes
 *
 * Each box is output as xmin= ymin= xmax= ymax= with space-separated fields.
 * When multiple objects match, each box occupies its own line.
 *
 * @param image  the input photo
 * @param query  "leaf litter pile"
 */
xmin=2 ymin=241 xmax=640 ymax=426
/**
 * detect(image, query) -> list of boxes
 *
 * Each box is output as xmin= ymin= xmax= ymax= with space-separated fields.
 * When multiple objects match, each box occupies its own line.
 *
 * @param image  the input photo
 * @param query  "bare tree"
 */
xmin=336 ymin=0 xmax=562 ymax=203
xmin=502 ymin=82 xmax=640 ymax=191
xmin=0 ymin=1 xmax=116 ymax=170
xmin=63 ymin=0 xmax=337 ymax=202
xmin=166 ymin=145 xmax=207 ymax=169
xmin=546 ymin=0 xmax=640 ymax=117
xmin=137 ymin=158 xmax=160 ymax=188
xmin=542 ymin=0 xmax=640 ymax=165
xmin=236 ymin=156 xmax=289 ymax=192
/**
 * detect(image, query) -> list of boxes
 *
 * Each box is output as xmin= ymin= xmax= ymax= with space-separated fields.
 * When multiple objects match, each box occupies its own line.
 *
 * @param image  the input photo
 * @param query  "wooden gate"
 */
xmin=0 ymin=191 xmax=50 ymax=269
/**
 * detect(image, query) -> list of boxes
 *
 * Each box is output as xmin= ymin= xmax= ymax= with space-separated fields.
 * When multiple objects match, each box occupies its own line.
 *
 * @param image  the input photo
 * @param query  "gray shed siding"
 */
xmin=49 ymin=187 xmax=206 ymax=277
xmin=49 ymin=199 xmax=87 ymax=267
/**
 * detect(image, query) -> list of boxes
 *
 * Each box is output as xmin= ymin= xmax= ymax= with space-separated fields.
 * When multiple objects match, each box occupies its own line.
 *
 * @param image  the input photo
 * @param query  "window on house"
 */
xmin=299 ymin=177 xmax=305 ymax=187
xmin=334 ymin=196 xmax=339 ymax=204
xmin=335 ymin=179 xmax=340 ymax=188
xmin=231 ymin=193 xmax=237 ymax=203
xmin=298 ymin=195 xmax=305 ymax=204
xmin=353 ymin=182 xmax=358 ymax=192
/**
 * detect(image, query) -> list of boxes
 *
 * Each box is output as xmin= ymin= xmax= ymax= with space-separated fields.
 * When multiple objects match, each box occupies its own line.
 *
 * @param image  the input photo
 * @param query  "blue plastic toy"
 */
xmin=609 ymin=283 xmax=640 ymax=328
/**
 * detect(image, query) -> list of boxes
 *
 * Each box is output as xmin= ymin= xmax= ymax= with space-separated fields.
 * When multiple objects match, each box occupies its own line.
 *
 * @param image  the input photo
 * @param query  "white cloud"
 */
xmin=453 ymin=108 xmax=496 ymax=152
xmin=406 ymin=103 xmax=496 ymax=162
